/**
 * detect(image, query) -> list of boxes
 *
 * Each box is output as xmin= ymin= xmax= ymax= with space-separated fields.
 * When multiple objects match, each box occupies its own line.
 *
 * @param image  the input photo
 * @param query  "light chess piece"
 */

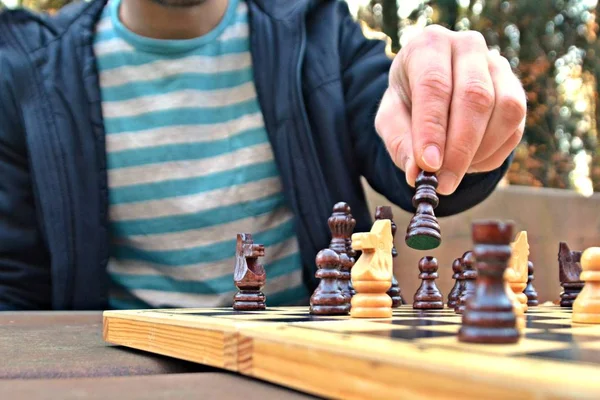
xmin=504 ymin=267 xmax=525 ymax=331
xmin=572 ymin=247 xmax=600 ymax=324
xmin=508 ymin=231 xmax=529 ymax=313
xmin=350 ymin=219 xmax=393 ymax=318
xmin=374 ymin=205 xmax=402 ymax=307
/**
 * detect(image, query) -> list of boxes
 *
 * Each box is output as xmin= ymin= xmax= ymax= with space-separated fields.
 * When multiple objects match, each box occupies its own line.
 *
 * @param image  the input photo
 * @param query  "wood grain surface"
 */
xmin=0 ymin=372 xmax=318 ymax=400
xmin=103 ymin=306 xmax=600 ymax=400
xmin=0 ymin=312 xmax=210 ymax=379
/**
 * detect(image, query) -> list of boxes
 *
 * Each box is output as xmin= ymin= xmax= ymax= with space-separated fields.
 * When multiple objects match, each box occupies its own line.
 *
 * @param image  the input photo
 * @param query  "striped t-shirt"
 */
xmin=93 ymin=0 xmax=309 ymax=309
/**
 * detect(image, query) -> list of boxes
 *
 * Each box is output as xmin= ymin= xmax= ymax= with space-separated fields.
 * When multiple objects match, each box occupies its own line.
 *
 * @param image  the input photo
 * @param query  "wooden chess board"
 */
xmin=103 ymin=305 xmax=600 ymax=399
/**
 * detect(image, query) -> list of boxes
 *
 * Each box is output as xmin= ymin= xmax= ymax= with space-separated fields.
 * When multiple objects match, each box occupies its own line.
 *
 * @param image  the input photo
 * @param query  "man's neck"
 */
xmin=119 ymin=0 xmax=229 ymax=40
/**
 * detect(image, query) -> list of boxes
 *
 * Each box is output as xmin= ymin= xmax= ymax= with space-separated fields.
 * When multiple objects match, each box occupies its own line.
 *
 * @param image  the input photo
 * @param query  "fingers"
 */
xmin=469 ymin=117 xmax=525 ymax=173
xmin=437 ymin=31 xmax=495 ymax=195
xmin=374 ymin=87 xmax=417 ymax=185
xmin=471 ymin=51 xmax=527 ymax=166
xmin=397 ymin=25 xmax=453 ymax=185
xmin=386 ymin=26 xmax=526 ymax=193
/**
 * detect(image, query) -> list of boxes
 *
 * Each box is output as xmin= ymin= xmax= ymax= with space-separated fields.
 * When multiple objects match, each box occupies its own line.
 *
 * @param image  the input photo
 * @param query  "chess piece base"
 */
xmin=310 ymin=304 xmax=350 ymax=315
xmin=233 ymin=301 xmax=265 ymax=311
xmin=527 ymin=299 xmax=539 ymax=307
xmin=560 ymin=283 xmax=584 ymax=307
xmin=459 ymin=309 xmax=520 ymax=344
xmin=572 ymin=284 xmax=600 ymax=323
xmin=233 ymin=291 xmax=265 ymax=311
xmin=405 ymin=232 xmax=441 ymax=251
xmin=350 ymin=293 xmax=392 ymax=318
xmin=560 ymin=293 xmax=581 ymax=307
xmin=458 ymin=326 xmax=520 ymax=344
xmin=516 ymin=316 xmax=525 ymax=331
xmin=387 ymin=275 xmax=402 ymax=308
xmin=447 ymin=285 xmax=461 ymax=309
xmin=572 ymin=313 xmax=600 ymax=324
xmin=515 ymin=291 xmax=529 ymax=313
xmin=350 ymin=307 xmax=393 ymax=318
xmin=414 ymin=301 xmax=444 ymax=309
xmin=560 ymin=297 xmax=575 ymax=307
xmin=389 ymin=294 xmax=402 ymax=308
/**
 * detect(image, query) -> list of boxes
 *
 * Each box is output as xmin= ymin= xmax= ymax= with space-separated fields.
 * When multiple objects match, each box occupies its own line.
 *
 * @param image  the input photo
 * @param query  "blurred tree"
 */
xmin=380 ymin=0 xmax=400 ymax=52
xmin=8 ymin=0 xmax=600 ymax=193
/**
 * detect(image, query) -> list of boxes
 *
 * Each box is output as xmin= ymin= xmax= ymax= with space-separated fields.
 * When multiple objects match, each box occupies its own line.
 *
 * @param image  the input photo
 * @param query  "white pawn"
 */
xmin=573 ymin=247 xmax=600 ymax=324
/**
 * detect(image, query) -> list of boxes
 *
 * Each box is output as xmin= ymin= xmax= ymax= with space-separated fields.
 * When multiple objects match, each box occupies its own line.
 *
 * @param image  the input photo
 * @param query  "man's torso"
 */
xmin=93 ymin=0 xmax=309 ymax=308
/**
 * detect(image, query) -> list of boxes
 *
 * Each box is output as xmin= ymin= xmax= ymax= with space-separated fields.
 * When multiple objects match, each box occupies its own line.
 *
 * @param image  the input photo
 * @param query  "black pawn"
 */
xmin=413 ymin=256 xmax=444 ymax=309
xmin=458 ymin=220 xmax=519 ymax=344
xmin=310 ymin=249 xmax=349 ymax=315
xmin=524 ymin=261 xmax=539 ymax=307
xmin=455 ymin=251 xmax=476 ymax=314
xmin=447 ymin=258 xmax=463 ymax=309
xmin=405 ymin=171 xmax=441 ymax=251
xmin=388 ymin=275 xmax=403 ymax=307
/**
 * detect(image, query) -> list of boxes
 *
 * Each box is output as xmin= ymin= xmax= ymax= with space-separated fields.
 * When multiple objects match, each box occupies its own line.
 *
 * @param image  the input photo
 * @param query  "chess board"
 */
xmin=103 ymin=305 xmax=600 ymax=399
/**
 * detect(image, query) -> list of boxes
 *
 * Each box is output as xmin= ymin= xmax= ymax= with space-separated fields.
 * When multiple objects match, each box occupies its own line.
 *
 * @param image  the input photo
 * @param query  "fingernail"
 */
xmin=421 ymin=145 xmax=442 ymax=170
xmin=437 ymin=170 xmax=458 ymax=195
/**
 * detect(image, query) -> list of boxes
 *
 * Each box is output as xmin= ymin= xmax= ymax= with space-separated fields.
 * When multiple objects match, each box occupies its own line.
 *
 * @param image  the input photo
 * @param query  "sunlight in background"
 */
xmin=2 ymin=0 xmax=20 ymax=8
xmin=346 ymin=0 xmax=422 ymax=20
xmin=3 ymin=0 xmax=599 ymax=195
xmin=349 ymin=0 xmax=599 ymax=196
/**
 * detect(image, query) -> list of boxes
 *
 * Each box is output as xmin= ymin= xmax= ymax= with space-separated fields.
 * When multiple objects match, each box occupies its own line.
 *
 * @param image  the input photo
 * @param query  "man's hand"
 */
xmin=375 ymin=25 xmax=527 ymax=195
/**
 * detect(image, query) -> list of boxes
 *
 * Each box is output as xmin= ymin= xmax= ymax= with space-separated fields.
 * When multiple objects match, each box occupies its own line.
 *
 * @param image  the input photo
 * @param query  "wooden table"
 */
xmin=0 ymin=312 xmax=317 ymax=399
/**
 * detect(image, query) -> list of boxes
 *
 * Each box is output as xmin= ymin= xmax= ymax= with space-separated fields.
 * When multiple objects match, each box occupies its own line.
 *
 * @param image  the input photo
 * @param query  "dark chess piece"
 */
xmin=447 ymin=257 xmax=463 ymax=309
xmin=405 ymin=170 xmax=441 ymax=251
xmin=345 ymin=206 xmax=357 ymax=297
xmin=345 ymin=208 xmax=357 ymax=259
xmin=524 ymin=260 xmax=539 ymax=307
xmin=455 ymin=251 xmax=476 ymax=314
xmin=233 ymin=233 xmax=266 ymax=310
xmin=458 ymin=220 xmax=519 ymax=344
xmin=310 ymin=248 xmax=349 ymax=315
xmin=374 ymin=206 xmax=403 ymax=308
xmin=339 ymin=252 xmax=354 ymax=303
xmin=453 ymin=259 xmax=467 ymax=307
xmin=559 ymin=241 xmax=584 ymax=307
xmin=328 ymin=202 xmax=355 ymax=303
xmin=413 ymin=256 xmax=444 ymax=309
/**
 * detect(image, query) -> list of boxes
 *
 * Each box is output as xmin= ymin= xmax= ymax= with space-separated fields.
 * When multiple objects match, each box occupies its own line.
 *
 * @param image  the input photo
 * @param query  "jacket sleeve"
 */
xmin=0 ymin=48 xmax=52 ymax=310
xmin=336 ymin=3 xmax=512 ymax=217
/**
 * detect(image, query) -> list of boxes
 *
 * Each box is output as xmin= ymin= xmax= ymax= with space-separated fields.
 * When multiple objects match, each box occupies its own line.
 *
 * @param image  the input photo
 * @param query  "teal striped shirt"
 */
xmin=93 ymin=0 xmax=309 ymax=309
